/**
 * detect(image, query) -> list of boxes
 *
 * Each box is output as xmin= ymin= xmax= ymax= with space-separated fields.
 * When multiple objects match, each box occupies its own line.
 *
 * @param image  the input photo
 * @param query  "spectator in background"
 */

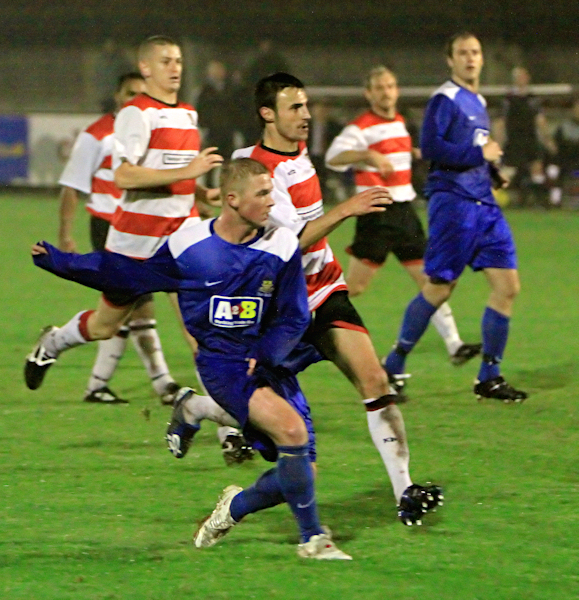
xmin=549 ymin=95 xmax=579 ymax=207
xmin=196 ymin=60 xmax=237 ymax=186
xmin=495 ymin=67 xmax=556 ymax=207
xmin=245 ymin=40 xmax=290 ymax=90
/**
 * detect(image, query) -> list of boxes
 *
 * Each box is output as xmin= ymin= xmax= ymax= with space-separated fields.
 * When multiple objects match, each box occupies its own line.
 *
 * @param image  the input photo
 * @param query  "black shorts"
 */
xmin=348 ymin=201 xmax=426 ymax=267
xmin=304 ymin=290 xmax=367 ymax=347
xmin=90 ymin=216 xmax=111 ymax=251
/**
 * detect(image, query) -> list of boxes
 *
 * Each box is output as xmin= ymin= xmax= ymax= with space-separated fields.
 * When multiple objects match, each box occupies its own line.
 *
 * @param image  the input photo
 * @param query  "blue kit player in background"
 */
xmin=383 ymin=32 xmax=527 ymax=403
xmin=31 ymin=158 xmax=352 ymax=560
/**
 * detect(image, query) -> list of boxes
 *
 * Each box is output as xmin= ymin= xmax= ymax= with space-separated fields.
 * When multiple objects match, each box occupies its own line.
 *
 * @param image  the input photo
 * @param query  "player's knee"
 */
xmin=361 ymin=366 xmax=390 ymax=398
xmin=346 ymin=282 xmax=364 ymax=298
xmin=277 ymin=418 xmax=308 ymax=446
xmin=87 ymin=321 xmax=121 ymax=340
xmin=425 ymin=277 xmax=453 ymax=304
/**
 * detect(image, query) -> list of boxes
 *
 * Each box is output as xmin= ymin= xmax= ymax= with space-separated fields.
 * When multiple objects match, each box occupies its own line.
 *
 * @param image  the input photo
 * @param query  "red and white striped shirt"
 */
xmin=325 ymin=111 xmax=415 ymax=202
xmin=233 ymin=141 xmax=346 ymax=310
xmin=107 ymin=94 xmax=201 ymax=259
xmin=58 ymin=113 xmax=121 ymax=221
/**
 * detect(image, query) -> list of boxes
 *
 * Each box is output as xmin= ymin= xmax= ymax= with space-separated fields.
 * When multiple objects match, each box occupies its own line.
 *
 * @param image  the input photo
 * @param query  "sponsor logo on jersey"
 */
xmin=163 ymin=152 xmax=197 ymax=165
xmin=258 ymin=280 xmax=274 ymax=296
xmin=210 ymin=295 xmax=264 ymax=328
xmin=473 ymin=128 xmax=489 ymax=147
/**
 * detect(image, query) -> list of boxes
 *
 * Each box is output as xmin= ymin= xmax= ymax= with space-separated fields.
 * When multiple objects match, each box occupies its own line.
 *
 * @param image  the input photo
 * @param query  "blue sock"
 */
xmin=385 ymin=293 xmax=437 ymax=374
xmin=276 ymin=444 xmax=323 ymax=543
xmin=229 ymin=468 xmax=284 ymax=522
xmin=478 ymin=307 xmax=510 ymax=382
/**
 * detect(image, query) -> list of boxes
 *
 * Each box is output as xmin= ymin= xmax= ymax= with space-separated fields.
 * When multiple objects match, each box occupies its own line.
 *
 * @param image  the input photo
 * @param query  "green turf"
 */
xmin=1 ymin=194 xmax=578 ymax=599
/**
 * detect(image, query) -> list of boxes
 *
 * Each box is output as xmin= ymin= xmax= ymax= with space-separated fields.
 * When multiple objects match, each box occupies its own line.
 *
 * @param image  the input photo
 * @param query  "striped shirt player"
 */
xmin=233 ymin=141 xmax=346 ymax=311
xmin=60 ymin=113 xmax=121 ymax=224
xmin=58 ymin=113 xmax=123 ymax=251
xmin=327 ymin=111 xmax=415 ymax=200
xmin=107 ymin=93 xmax=202 ymax=259
xmin=325 ymin=109 xmax=428 ymax=269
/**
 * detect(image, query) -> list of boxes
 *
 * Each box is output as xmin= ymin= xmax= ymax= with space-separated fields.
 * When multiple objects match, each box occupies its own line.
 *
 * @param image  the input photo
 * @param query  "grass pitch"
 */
xmin=1 ymin=193 xmax=578 ymax=599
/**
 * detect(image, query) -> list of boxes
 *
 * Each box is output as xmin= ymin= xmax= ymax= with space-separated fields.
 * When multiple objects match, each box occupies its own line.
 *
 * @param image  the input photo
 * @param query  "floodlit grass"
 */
xmin=1 ymin=193 xmax=578 ymax=599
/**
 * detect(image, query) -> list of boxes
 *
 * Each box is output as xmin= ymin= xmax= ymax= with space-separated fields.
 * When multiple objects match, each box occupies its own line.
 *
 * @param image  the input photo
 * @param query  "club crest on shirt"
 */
xmin=258 ymin=280 xmax=275 ymax=296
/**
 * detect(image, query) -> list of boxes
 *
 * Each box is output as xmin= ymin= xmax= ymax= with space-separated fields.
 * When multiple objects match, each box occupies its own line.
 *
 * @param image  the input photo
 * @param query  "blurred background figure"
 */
xmin=548 ymin=94 xmax=579 ymax=208
xmin=495 ymin=66 xmax=556 ymax=208
xmin=95 ymin=39 xmax=134 ymax=113
xmin=245 ymin=39 xmax=290 ymax=89
xmin=196 ymin=60 xmax=237 ymax=186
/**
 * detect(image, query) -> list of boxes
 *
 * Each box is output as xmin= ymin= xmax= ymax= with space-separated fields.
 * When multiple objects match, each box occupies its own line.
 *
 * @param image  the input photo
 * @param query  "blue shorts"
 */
xmin=425 ymin=192 xmax=517 ymax=283
xmin=196 ymin=355 xmax=316 ymax=463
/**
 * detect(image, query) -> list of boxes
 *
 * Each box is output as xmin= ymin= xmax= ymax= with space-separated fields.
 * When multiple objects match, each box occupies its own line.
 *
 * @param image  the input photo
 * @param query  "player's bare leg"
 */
xmin=25 ymin=297 xmax=134 ymax=391
xmin=345 ymin=255 xmax=380 ymax=298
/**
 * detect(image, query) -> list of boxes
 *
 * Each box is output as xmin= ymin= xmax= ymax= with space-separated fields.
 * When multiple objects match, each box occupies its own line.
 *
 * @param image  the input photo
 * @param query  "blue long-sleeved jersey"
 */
xmin=421 ymin=80 xmax=495 ymax=205
xmin=33 ymin=219 xmax=314 ymax=371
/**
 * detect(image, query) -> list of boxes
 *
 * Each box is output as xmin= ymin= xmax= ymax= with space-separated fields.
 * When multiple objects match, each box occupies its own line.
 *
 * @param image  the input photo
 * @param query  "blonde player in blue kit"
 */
xmin=31 ymin=158 xmax=352 ymax=560
xmin=384 ymin=32 xmax=527 ymax=403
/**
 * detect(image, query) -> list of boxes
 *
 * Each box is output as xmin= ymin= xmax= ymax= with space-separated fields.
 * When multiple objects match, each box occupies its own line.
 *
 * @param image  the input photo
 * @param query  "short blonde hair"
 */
xmin=365 ymin=66 xmax=397 ymax=89
xmin=220 ymin=158 xmax=270 ymax=196
xmin=138 ymin=35 xmax=180 ymax=62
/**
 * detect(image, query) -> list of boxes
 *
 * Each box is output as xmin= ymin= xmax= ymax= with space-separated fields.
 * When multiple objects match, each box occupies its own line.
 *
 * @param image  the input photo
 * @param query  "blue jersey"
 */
xmin=421 ymin=80 xmax=495 ymax=205
xmin=34 ymin=219 xmax=313 ymax=371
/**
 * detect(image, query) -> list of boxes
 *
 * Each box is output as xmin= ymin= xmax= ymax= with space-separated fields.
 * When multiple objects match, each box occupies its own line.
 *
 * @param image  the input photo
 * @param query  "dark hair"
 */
xmin=445 ymin=31 xmax=480 ymax=57
xmin=254 ymin=72 xmax=305 ymax=127
xmin=116 ymin=71 xmax=144 ymax=92
xmin=138 ymin=35 xmax=180 ymax=61
xmin=220 ymin=158 xmax=270 ymax=196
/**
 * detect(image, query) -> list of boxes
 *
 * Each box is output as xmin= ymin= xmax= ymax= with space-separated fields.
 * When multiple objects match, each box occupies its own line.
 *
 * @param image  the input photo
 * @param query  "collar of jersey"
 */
xmin=143 ymin=93 xmax=179 ymax=108
xmin=209 ymin=218 xmax=265 ymax=247
xmin=259 ymin=142 xmax=300 ymax=157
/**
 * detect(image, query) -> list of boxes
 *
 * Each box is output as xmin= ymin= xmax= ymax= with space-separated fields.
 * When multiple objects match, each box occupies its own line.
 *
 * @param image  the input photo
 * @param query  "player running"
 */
xmin=31 ymin=158 xmax=352 ymax=559
xmin=383 ymin=33 xmax=527 ymax=403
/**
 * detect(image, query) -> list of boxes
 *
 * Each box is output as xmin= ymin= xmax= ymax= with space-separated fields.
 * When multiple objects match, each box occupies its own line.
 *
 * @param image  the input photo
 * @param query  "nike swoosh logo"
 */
xmin=297 ymin=497 xmax=315 ymax=509
xmin=205 ymin=280 xmax=223 ymax=287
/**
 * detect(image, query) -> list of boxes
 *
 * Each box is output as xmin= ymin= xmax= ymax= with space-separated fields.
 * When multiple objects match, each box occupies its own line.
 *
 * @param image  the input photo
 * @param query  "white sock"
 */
xmin=430 ymin=302 xmax=462 ymax=356
xmin=365 ymin=401 xmax=412 ymax=503
xmin=182 ymin=393 xmax=239 ymax=428
xmin=129 ymin=319 xmax=174 ymax=395
xmin=85 ymin=326 xmax=129 ymax=393
xmin=44 ymin=310 xmax=93 ymax=357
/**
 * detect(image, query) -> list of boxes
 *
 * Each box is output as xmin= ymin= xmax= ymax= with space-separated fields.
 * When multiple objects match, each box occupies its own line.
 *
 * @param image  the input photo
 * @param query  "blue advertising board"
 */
xmin=0 ymin=115 xmax=28 ymax=183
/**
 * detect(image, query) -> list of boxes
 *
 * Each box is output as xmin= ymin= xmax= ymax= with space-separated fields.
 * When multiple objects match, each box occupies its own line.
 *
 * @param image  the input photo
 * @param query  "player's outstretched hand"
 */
xmin=187 ymin=147 xmax=224 ymax=179
xmin=344 ymin=186 xmax=392 ymax=217
xmin=32 ymin=242 xmax=48 ymax=256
